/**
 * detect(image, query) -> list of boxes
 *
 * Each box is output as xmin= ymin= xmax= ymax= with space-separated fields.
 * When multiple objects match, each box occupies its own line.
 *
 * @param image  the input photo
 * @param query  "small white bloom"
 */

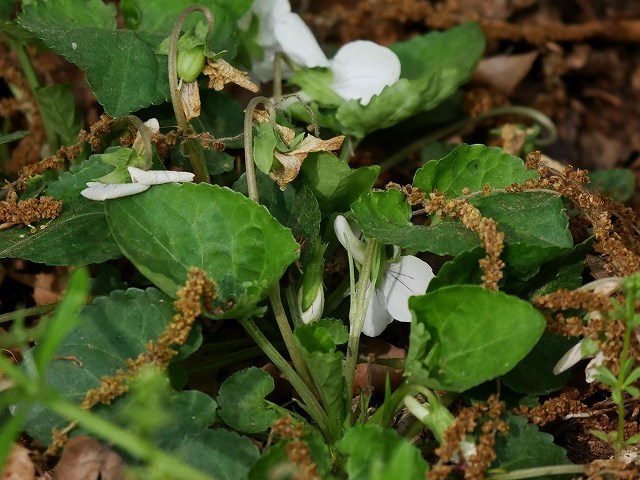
xmin=329 ymin=40 xmax=401 ymax=106
xmin=132 ymin=118 xmax=160 ymax=157
xmin=554 ymin=338 xmax=604 ymax=383
xmin=299 ymin=287 xmax=324 ymax=324
xmin=241 ymin=1 xmax=400 ymax=105
xmin=334 ymin=215 xmax=434 ymax=336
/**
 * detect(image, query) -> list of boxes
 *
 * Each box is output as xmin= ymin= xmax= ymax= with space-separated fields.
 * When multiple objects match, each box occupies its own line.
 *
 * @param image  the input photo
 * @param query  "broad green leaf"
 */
xmin=21 ymin=287 xmax=197 ymax=443
xmin=234 ymin=171 xmax=321 ymax=266
xmin=588 ymin=168 xmax=635 ymax=203
xmin=0 ymin=198 xmax=121 ymax=265
xmin=501 ymin=334 xmax=576 ymax=395
xmin=301 ymin=152 xmax=379 ymax=216
xmin=350 ymin=188 xmax=477 ymax=255
xmin=33 ymin=83 xmax=82 ymax=146
xmin=105 ymin=183 xmax=299 ymax=316
xmin=0 ymin=156 xmax=120 ymax=265
xmin=337 ymin=424 xmax=429 ymax=480
xmin=217 ymin=367 xmax=279 ymax=434
xmin=172 ymin=429 xmax=259 ymax=479
xmin=492 ymin=413 xmax=571 ymax=476
xmin=406 ymin=286 xmax=545 ymax=392
xmin=34 ymin=268 xmax=88 ymax=375
xmin=249 ymin=429 xmax=331 ymax=480
xmin=19 ymin=1 xmax=169 ymax=117
xmin=295 ymin=323 xmax=346 ymax=433
xmin=0 ymin=131 xmax=29 ymax=145
xmin=351 ymin=189 xmax=572 ymax=275
xmin=413 ymin=144 xmax=539 ymax=195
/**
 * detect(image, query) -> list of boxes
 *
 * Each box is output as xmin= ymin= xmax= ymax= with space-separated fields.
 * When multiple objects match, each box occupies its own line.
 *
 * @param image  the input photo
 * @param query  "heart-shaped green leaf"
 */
xmin=105 ymin=183 xmax=299 ymax=316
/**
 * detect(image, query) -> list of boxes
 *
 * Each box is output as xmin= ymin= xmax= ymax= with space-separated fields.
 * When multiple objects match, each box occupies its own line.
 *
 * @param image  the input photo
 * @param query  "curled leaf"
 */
xmin=270 ymin=134 xmax=344 ymax=190
xmin=203 ymin=58 xmax=259 ymax=93
xmin=80 ymin=182 xmax=150 ymax=201
xmin=127 ymin=167 xmax=195 ymax=185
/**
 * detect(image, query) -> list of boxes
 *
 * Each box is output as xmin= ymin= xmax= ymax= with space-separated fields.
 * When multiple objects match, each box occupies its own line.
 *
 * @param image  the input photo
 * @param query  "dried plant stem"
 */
xmin=113 ymin=115 xmax=153 ymax=169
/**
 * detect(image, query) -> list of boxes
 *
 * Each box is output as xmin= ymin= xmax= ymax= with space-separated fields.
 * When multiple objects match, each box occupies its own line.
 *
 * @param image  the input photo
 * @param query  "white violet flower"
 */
xmin=553 ymin=338 xmax=605 ymax=383
xmin=334 ymin=215 xmax=434 ymax=336
xmin=239 ymin=0 xmax=401 ymax=105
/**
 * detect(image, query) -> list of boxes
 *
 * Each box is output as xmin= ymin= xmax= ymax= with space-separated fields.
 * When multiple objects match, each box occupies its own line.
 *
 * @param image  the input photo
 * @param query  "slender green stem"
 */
xmin=380 ymin=105 xmax=557 ymax=172
xmin=243 ymin=96 xmax=276 ymax=202
xmin=47 ymin=396 xmax=212 ymax=480
xmin=0 ymin=303 xmax=57 ymax=324
xmin=269 ymin=286 xmax=314 ymax=389
xmin=487 ymin=464 xmax=585 ymax=479
xmin=614 ymin=288 xmax=636 ymax=454
xmin=344 ymin=240 xmax=377 ymax=406
xmin=238 ymin=317 xmax=333 ymax=442
xmin=168 ymin=5 xmax=213 ymax=182
xmin=338 ymin=136 xmax=362 ymax=163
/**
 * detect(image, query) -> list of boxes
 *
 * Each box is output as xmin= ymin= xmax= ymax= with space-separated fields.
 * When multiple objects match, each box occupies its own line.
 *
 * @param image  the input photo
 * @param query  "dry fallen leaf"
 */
xmin=1 ymin=444 xmax=35 ymax=480
xmin=252 ymin=110 xmax=297 ymax=145
xmin=54 ymin=436 xmax=127 ymax=480
xmin=203 ymin=58 xmax=258 ymax=93
xmin=270 ymin=134 xmax=345 ymax=190
xmin=473 ymin=51 xmax=539 ymax=95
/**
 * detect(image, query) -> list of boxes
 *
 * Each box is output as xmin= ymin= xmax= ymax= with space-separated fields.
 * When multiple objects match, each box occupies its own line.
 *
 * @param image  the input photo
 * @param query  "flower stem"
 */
xmin=0 ymin=303 xmax=57 ymax=324
xmin=269 ymin=286 xmax=314 ymax=390
xmin=167 ymin=5 xmax=213 ymax=183
xmin=379 ymin=105 xmax=557 ymax=172
xmin=243 ymin=96 xmax=276 ymax=202
xmin=344 ymin=240 xmax=378 ymax=410
xmin=238 ymin=316 xmax=334 ymax=443
xmin=273 ymin=52 xmax=284 ymax=102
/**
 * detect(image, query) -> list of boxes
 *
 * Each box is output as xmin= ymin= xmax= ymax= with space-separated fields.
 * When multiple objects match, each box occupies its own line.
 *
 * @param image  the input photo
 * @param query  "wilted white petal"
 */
xmin=585 ymin=352 xmax=605 ymax=383
xmin=382 ymin=255 xmax=433 ymax=322
xmin=128 ymin=167 xmax=195 ymax=185
xmin=81 ymin=182 xmax=149 ymax=201
xmin=553 ymin=340 xmax=587 ymax=375
xmin=274 ymin=13 xmax=329 ymax=69
xmin=330 ymin=40 xmax=401 ymax=106
xmin=334 ymin=215 xmax=366 ymax=264
xmin=300 ymin=287 xmax=324 ymax=324
xmin=143 ymin=118 xmax=160 ymax=135
xmin=363 ymin=284 xmax=393 ymax=337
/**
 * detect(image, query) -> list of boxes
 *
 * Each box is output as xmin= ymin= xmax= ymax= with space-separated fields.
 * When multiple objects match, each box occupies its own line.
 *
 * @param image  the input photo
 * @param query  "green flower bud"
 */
xmin=177 ymin=45 xmax=205 ymax=83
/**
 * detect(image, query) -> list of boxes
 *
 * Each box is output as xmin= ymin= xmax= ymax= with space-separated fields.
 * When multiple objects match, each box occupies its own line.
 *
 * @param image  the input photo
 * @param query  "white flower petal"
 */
xmin=553 ymin=340 xmax=587 ymax=375
xmin=382 ymin=255 xmax=433 ymax=322
xmin=334 ymin=215 xmax=366 ymax=264
xmin=274 ymin=13 xmax=329 ymax=69
xmin=81 ymin=182 xmax=149 ymax=201
xmin=362 ymin=285 xmax=394 ymax=337
xmin=585 ymin=352 xmax=605 ymax=383
xmin=127 ymin=167 xmax=195 ymax=185
xmin=330 ymin=40 xmax=401 ymax=105
xmin=143 ymin=118 xmax=160 ymax=135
